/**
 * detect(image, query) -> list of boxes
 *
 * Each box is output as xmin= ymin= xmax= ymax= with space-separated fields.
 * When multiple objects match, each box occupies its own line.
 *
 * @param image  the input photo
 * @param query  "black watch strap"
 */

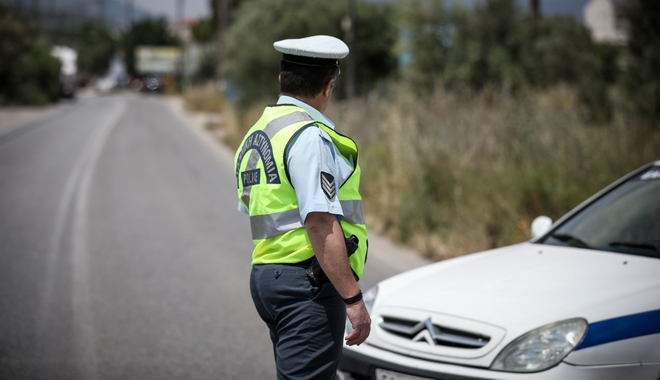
xmin=343 ymin=291 xmax=363 ymax=305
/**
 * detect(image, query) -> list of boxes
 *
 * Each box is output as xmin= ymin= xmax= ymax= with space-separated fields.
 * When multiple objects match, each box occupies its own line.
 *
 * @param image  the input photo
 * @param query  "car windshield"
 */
xmin=540 ymin=166 xmax=660 ymax=259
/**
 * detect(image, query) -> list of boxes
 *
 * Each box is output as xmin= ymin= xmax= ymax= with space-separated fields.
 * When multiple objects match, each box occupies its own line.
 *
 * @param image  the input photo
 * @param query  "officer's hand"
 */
xmin=345 ymin=300 xmax=371 ymax=346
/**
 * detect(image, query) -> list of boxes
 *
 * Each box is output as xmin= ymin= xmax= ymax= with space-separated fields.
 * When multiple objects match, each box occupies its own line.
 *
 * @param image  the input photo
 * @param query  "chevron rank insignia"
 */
xmin=320 ymin=172 xmax=336 ymax=199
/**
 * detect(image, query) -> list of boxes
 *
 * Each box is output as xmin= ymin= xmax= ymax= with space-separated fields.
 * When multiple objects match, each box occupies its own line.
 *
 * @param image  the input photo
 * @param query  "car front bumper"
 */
xmin=339 ymin=342 xmax=660 ymax=380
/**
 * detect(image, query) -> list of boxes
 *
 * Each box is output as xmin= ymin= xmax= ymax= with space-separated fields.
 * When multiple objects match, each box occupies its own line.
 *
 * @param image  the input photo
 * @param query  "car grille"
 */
xmin=379 ymin=316 xmax=490 ymax=349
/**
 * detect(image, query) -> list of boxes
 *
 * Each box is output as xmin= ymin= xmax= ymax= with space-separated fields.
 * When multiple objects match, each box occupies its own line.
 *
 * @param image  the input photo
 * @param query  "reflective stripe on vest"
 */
xmin=251 ymin=199 xmax=365 ymax=240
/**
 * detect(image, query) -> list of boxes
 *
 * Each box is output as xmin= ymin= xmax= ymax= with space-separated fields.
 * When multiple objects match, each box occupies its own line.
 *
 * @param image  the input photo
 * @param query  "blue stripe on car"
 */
xmin=575 ymin=309 xmax=660 ymax=350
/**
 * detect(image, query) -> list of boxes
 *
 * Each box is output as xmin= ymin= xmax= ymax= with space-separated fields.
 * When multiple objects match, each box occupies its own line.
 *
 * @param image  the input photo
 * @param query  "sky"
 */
xmin=133 ymin=0 xmax=210 ymax=21
xmin=131 ymin=0 xmax=589 ymax=23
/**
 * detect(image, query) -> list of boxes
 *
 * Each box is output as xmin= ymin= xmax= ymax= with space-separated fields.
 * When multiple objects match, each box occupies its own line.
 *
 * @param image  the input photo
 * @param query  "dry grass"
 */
xmin=181 ymin=84 xmax=271 ymax=150
xmin=328 ymin=84 xmax=660 ymax=260
xmin=220 ymin=101 xmax=267 ymax=149
xmin=182 ymin=83 xmax=227 ymax=114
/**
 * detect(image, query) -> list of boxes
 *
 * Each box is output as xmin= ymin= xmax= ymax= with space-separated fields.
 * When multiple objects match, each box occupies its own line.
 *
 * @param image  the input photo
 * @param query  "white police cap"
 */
xmin=274 ymin=35 xmax=349 ymax=67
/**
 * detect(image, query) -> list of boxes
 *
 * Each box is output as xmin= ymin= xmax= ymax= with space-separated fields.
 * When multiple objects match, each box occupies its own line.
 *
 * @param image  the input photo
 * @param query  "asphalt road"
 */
xmin=0 ymin=93 xmax=429 ymax=379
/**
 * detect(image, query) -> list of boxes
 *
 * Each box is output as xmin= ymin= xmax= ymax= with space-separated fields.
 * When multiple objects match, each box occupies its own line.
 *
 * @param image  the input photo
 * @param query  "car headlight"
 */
xmin=491 ymin=318 xmax=588 ymax=373
xmin=346 ymin=285 xmax=378 ymax=335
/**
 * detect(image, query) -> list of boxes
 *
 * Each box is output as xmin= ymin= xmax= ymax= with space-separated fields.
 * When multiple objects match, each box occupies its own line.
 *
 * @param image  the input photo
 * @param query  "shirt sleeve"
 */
xmin=287 ymin=126 xmax=344 ymax=224
xmin=237 ymin=202 xmax=248 ymax=214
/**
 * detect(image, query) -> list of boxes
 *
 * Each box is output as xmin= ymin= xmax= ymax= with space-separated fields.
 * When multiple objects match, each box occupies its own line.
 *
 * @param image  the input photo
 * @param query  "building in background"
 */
xmin=584 ymin=0 xmax=628 ymax=44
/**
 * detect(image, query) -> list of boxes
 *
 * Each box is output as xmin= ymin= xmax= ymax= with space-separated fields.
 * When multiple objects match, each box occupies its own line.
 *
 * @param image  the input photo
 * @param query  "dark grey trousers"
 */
xmin=250 ymin=264 xmax=346 ymax=380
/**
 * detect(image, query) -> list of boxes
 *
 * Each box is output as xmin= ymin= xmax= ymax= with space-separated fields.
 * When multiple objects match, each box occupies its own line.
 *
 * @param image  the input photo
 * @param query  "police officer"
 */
xmin=234 ymin=35 xmax=371 ymax=379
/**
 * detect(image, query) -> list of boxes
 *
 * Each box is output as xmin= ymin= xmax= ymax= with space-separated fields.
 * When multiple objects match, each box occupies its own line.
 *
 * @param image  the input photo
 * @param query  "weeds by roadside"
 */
xmin=182 ymin=83 xmax=226 ymax=114
xmin=328 ymin=84 xmax=659 ymax=260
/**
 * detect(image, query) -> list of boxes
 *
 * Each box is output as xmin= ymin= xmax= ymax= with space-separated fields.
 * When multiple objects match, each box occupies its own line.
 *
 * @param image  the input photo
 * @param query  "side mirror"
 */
xmin=531 ymin=216 xmax=553 ymax=239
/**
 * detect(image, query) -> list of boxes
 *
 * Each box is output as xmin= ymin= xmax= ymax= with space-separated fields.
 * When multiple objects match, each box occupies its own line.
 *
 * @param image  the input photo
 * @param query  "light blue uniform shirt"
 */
xmin=238 ymin=96 xmax=354 ymax=224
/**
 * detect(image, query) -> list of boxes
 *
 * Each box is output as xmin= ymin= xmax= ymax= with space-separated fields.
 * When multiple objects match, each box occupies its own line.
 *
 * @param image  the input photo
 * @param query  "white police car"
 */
xmin=339 ymin=161 xmax=660 ymax=380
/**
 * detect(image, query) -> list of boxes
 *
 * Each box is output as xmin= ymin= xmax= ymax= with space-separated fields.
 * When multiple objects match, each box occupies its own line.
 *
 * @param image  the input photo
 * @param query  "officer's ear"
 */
xmin=322 ymin=79 xmax=334 ymax=97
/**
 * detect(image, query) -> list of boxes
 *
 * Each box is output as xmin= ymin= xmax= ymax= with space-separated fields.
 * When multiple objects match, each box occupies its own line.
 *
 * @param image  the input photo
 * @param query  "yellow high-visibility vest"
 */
xmin=234 ymin=104 xmax=368 ymax=278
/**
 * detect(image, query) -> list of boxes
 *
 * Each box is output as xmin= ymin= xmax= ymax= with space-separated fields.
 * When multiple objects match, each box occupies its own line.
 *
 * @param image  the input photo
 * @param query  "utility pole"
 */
xmin=176 ymin=0 xmax=184 ymax=34
xmin=52 ymin=0 xmax=57 ymax=30
xmin=125 ymin=0 xmax=134 ymax=76
xmin=78 ymin=0 xmax=87 ymax=25
xmin=530 ymin=0 xmax=540 ymax=18
xmin=31 ymin=0 xmax=39 ymax=24
xmin=98 ymin=0 xmax=106 ymax=28
xmin=343 ymin=0 xmax=356 ymax=99
xmin=217 ymin=0 xmax=229 ymax=84
xmin=176 ymin=0 xmax=186 ymax=92
xmin=125 ymin=0 xmax=133 ymax=29
xmin=55 ymin=0 xmax=62 ymax=31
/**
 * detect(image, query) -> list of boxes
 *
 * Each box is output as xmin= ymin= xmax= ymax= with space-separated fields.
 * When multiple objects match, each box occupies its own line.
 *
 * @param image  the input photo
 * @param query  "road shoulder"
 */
xmin=0 ymin=105 xmax=62 ymax=137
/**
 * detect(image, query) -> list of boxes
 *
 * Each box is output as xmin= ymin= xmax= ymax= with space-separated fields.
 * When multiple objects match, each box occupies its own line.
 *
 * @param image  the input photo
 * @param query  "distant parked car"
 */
xmin=339 ymin=160 xmax=660 ymax=380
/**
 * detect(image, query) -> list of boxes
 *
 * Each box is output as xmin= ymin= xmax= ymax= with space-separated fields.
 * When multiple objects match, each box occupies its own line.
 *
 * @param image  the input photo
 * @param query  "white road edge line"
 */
xmin=39 ymin=98 xmax=126 ymax=379
xmin=71 ymin=98 xmax=127 ymax=379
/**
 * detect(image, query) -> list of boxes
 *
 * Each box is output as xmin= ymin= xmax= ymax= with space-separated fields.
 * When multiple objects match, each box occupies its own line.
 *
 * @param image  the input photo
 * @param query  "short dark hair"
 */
xmin=279 ymin=61 xmax=340 ymax=99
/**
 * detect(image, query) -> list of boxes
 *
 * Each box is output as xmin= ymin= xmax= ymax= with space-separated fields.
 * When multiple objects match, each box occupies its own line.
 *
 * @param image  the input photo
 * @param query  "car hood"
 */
xmin=369 ymin=243 xmax=660 ymax=366
xmin=378 ymin=243 xmax=660 ymax=328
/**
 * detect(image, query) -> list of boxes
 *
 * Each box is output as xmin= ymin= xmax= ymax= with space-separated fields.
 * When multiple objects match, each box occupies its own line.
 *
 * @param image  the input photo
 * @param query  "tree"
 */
xmin=521 ymin=15 xmax=596 ymax=87
xmin=225 ymin=0 xmax=396 ymax=108
xmin=402 ymin=1 xmax=610 ymax=102
xmin=52 ymin=22 xmax=117 ymax=78
xmin=401 ymin=0 xmax=528 ymax=91
xmin=0 ymin=4 xmax=60 ymax=105
xmin=191 ymin=18 xmax=215 ymax=43
xmin=351 ymin=1 xmax=398 ymax=95
xmin=620 ymin=0 xmax=660 ymax=127
xmin=75 ymin=23 xmax=117 ymax=76
xmin=398 ymin=0 xmax=615 ymax=122
xmin=399 ymin=0 xmax=451 ymax=91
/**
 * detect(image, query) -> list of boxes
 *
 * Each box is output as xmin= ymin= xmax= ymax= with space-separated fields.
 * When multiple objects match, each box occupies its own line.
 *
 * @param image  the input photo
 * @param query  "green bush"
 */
xmin=0 ymin=5 xmax=61 ymax=105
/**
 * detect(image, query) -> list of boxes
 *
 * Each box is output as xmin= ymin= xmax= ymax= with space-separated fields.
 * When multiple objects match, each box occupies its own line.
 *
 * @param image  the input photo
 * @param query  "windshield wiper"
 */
xmin=609 ymin=241 xmax=660 ymax=252
xmin=549 ymin=233 xmax=596 ymax=249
